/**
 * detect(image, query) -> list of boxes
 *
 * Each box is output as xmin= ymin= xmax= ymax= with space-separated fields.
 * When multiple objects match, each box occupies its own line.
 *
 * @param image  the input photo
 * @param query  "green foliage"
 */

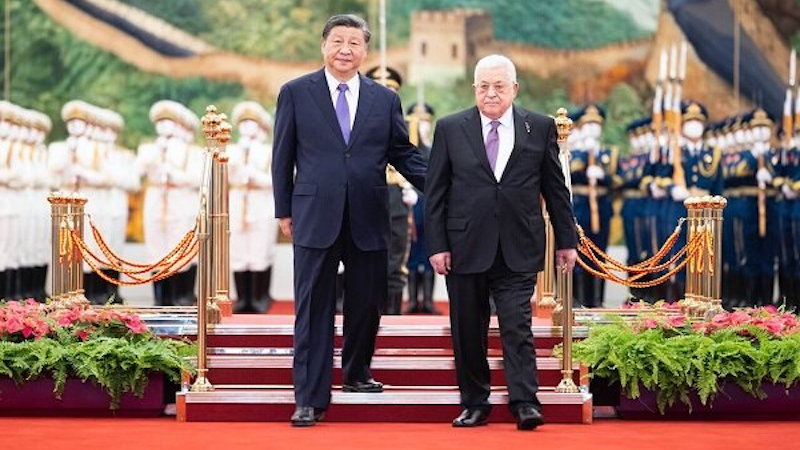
xmin=388 ymin=0 xmax=650 ymax=48
xmin=1 ymin=1 xmax=244 ymax=148
xmin=0 ymin=334 xmax=195 ymax=409
xmin=603 ymin=83 xmax=648 ymax=155
xmin=571 ymin=320 xmax=800 ymax=413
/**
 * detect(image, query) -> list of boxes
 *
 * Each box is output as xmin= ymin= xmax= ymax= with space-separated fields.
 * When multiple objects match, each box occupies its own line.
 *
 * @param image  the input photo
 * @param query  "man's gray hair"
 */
xmin=473 ymin=54 xmax=517 ymax=85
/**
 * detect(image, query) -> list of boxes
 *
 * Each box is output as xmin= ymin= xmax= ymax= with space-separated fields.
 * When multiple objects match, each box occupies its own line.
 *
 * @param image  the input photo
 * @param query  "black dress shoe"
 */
xmin=452 ymin=408 xmax=490 ymax=427
xmin=515 ymin=405 xmax=544 ymax=430
xmin=342 ymin=378 xmax=384 ymax=393
xmin=290 ymin=406 xmax=325 ymax=427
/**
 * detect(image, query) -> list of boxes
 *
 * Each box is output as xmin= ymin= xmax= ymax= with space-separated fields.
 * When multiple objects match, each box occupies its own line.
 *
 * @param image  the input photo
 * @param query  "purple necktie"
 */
xmin=335 ymin=83 xmax=351 ymax=144
xmin=486 ymin=120 xmax=500 ymax=172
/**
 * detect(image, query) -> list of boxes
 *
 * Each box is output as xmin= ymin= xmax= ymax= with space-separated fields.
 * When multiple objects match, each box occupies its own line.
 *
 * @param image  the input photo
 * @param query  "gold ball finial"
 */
xmin=218 ymin=121 xmax=232 ymax=146
xmin=202 ymin=105 xmax=222 ymax=140
xmin=554 ymin=107 xmax=573 ymax=145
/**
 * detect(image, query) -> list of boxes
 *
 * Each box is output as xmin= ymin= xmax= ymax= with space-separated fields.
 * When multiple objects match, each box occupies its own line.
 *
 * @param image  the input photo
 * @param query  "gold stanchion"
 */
xmin=706 ymin=196 xmax=727 ymax=316
xmin=191 ymin=106 xmax=221 ymax=393
xmin=537 ymin=203 xmax=557 ymax=318
xmin=70 ymin=194 xmax=88 ymax=303
xmin=553 ymin=107 xmax=579 ymax=394
xmin=48 ymin=193 xmax=67 ymax=301
xmin=213 ymin=118 xmax=232 ymax=316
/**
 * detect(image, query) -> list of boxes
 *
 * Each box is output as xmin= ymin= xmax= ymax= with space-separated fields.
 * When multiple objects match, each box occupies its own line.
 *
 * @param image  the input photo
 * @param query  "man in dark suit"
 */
xmin=425 ymin=54 xmax=577 ymax=431
xmin=272 ymin=14 xmax=426 ymax=427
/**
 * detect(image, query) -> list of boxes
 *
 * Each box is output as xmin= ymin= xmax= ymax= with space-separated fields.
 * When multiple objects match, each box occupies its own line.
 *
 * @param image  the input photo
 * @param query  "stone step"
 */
xmin=177 ymin=386 xmax=593 ymax=424
xmin=203 ymin=354 xmax=586 ymax=387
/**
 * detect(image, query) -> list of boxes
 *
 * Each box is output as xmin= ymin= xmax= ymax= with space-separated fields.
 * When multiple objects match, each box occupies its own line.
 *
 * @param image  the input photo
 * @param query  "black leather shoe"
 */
xmin=290 ymin=406 xmax=325 ymax=427
xmin=452 ymin=408 xmax=490 ymax=427
xmin=516 ymin=405 xmax=544 ymax=430
xmin=342 ymin=378 xmax=384 ymax=393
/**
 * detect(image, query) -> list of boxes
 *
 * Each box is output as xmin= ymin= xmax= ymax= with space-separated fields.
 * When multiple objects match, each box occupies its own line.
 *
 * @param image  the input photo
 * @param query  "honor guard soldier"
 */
xmin=20 ymin=108 xmax=52 ymax=301
xmin=617 ymin=118 xmax=652 ymax=301
xmin=228 ymin=101 xmax=279 ymax=313
xmin=48 ymin=101 xmax=118 ymax=304
xmin=405 ymin=101 xmax=438 ymax=314
xmin=748 ymin=109 xmax=781 ymax=305
xmin=778 ymin=122 xmax=800 ymax=308
xmin=570 ymin=104 xmax=617 ymax=307
xmin=661 ymin=101 xmax=723 ymax=301
xmin=137 ymin=100 xmax=203 ymax=306
xmin=0 ymin=102 xmax=26 ymax=300
xmin=365 ymin=66 xmax=418 ymax=315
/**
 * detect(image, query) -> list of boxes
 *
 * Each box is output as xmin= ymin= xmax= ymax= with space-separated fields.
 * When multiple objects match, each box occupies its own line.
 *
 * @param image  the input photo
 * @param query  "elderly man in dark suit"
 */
xmin=425 ymin=54 xmax=577 ymax=430
xmin=272 ymin=14 xmax=426 ymax=427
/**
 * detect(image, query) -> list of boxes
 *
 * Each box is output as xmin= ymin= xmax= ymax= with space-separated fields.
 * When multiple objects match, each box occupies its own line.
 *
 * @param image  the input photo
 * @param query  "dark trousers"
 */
xmin=445 ymin=247 xmax=541 ymax=414
xmin=292 ymin=211 xmax=387 ymax=409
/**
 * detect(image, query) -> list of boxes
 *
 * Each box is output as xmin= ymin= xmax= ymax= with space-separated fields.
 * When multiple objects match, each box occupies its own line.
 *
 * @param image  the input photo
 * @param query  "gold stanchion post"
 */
xmin=553 ymin=108 xmax=579 ymax=394
xmin=70 ymin=193 xmax=88 ymax=303
xmin=537 ymin=203 xmax=557 ymax=318
xmin=706 ymin=196 xmax=727 ymax=316
xmin=48 ymin=193 xmax=68 ymax=301
xmin=213 ymin=117 xmax=232 ymax=316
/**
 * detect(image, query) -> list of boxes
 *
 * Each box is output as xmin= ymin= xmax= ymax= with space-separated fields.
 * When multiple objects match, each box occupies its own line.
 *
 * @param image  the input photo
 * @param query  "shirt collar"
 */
xmin=324 ymin=68 xmax=360 ymax=97
xmin=479 ymin=106 xmax=514 ymax=130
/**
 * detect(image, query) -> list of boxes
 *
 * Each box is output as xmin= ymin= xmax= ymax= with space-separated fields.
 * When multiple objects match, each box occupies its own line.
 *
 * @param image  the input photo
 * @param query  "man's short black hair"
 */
xmin=322 ymin=14 xmax=371 ymax=43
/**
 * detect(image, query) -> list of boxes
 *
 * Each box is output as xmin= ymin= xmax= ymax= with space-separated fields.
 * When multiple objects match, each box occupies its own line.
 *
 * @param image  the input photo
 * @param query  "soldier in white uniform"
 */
xmin=137 ymin=101 xmax=202 ymax=306
xmin=228 ymin=101 xmax=278 ymax=313
xmin=0 ymin=102 xmax=23 ymax=299
xmin=28 ymin=110 xmax=53 ymax=301
xmin=49 ymin=101 xmax=118 ymax=304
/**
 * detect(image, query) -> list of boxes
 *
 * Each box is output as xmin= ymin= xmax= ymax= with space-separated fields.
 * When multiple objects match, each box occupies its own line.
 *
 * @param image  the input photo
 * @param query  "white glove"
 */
xmin=401 ymin=186 xmax=418 ymax=206
xmin=671 ymin=185 xmax=690 ymax=202
xmin=756 ymin=167 xmax=773 ymax=185
xmin=586 ymin=165 xmax=605 ymax=180
xmin=649 ymin=183 xmax=667 ymax=199
xmin=783 ymin=184 xmax=799 ymax=200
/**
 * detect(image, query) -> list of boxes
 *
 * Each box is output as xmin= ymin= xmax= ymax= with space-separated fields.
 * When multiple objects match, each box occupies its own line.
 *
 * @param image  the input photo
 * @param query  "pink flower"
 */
xmin=667 ymin=315 xmax=686 ymax=328
xmin=642 ymin=318 xmax=659 ymax=330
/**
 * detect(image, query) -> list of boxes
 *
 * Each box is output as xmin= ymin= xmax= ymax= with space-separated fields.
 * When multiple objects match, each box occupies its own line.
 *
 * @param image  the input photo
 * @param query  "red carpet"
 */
xmin=3 ymin=417 xmax=794 ymax=450
xmin=266 ymin=299 xmax=451 ymax=316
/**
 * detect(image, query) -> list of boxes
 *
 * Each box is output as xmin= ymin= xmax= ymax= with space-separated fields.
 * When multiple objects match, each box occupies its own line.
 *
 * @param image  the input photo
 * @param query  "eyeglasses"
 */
xmin=474 ymin=83 xmax=511 ymax=94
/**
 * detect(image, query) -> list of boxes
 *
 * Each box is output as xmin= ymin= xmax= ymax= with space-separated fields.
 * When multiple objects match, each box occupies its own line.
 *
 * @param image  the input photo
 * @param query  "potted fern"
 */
xmin=570 ymin=306 xmax=800 ymax=418
xmin=0 ymin=299 xmax=195 ymax=415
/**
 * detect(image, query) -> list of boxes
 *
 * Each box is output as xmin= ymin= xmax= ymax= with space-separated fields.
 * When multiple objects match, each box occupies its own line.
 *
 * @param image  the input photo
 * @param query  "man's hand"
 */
xmin=279 ymin=217 xmax=293 ymax=238
xmin=555 ymin=249 xmax=577 ymax=273
xmin=429 ymin=251 xmax=451 ymax=275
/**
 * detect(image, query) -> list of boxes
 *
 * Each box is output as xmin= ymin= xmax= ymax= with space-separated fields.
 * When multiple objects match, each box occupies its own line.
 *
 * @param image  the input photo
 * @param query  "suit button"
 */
xmin=497 ymin=186 xmax=502 ymax=190
xmin=345 ymin=153 xmax=351 ymax=158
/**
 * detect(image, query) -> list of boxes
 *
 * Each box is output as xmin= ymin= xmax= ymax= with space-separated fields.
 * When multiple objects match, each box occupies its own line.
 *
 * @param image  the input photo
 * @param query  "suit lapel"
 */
xmin=500 ymin=106 xmax=530 ymax=182
xmin=461 ymin=107 xmax=495 ymax=180
xmin=308 ymin=68 xmax=347 ymax=145
xmin=347 ymin=74 xmax=376 ymax=150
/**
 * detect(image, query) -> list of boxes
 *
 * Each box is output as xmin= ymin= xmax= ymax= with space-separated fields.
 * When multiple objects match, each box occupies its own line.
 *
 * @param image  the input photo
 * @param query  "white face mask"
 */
xmin=734 ymin=129 xmax=745 ymax=144
xmin=707 ymin=136 xmax=717 ymax=148
xmin=66 ymin=119 xmax=87 ymax=137
xmin=752 ymin=126 xmax=772 ymax=143
xmin=582 ymin=122 xmax=602 ymax=140
xmin=682 ymin=120 xmax=704 ymax=140
xmin=156 ymin=119 xmax=176 ymax=137
xmin=238 ymin=120 xmax=259 ymax=138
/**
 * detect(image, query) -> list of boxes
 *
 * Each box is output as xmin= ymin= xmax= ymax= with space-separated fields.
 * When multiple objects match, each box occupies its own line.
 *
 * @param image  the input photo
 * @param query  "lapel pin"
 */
xmin=524 ymin=121 xmax=530 ymax=134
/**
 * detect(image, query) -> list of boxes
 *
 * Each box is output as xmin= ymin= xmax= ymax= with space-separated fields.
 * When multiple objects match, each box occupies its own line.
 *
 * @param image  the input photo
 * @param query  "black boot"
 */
xmin=105 ymin=270 xmax=123 ymax=304
xmin=174 ymin=266 xmax=197 ymax=307
xmin=420 ymin=270 xmax=440 ymax=314
xmin=84 ymin=272 xmax=104 ymax=305
xmin=743 ymin=275 xmax=758 ymax=308
xmin=592 ymin=276 xmax=605 ymax=308
xmin=760 ymin=274 xmax=775 ymax=307
xmin=233 ymin=271 xmax=252 ymax=313
xmin=252 ymin=267 xmax=274 ymax=314
xmin=153 ymin=278 xmax=168 ymax=306
xmin=404 ymin=270 xmax=421 ymax=314
xmin=19 ymin=267 xmax=32 ymax=300
xmin=573 ymin=272 xmax=587 ymax=308
xmin=33 ymin=266 xmax=47 ymax=302
xmin=384 ymin=290 xmax=402 ymax=315
xmin=7 ymin=269 xmax=19 ymax=300
xmin=0 ymin=270 xmax=6 ymax=301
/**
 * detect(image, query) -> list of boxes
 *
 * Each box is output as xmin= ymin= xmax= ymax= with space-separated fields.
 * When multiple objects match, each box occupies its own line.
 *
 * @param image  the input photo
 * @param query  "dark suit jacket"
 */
xmin=272 ymin=68 xmax=427 ymax=251
xmin=425 ymin=105 xmax=577 ymax=274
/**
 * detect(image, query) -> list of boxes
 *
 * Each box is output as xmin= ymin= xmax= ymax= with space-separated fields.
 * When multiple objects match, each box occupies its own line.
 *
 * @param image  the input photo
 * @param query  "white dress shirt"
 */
xmin=325 ymin=69 xmax=360 ymax=130
xmin=480 ymin=107 xmax=515 ymax=181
